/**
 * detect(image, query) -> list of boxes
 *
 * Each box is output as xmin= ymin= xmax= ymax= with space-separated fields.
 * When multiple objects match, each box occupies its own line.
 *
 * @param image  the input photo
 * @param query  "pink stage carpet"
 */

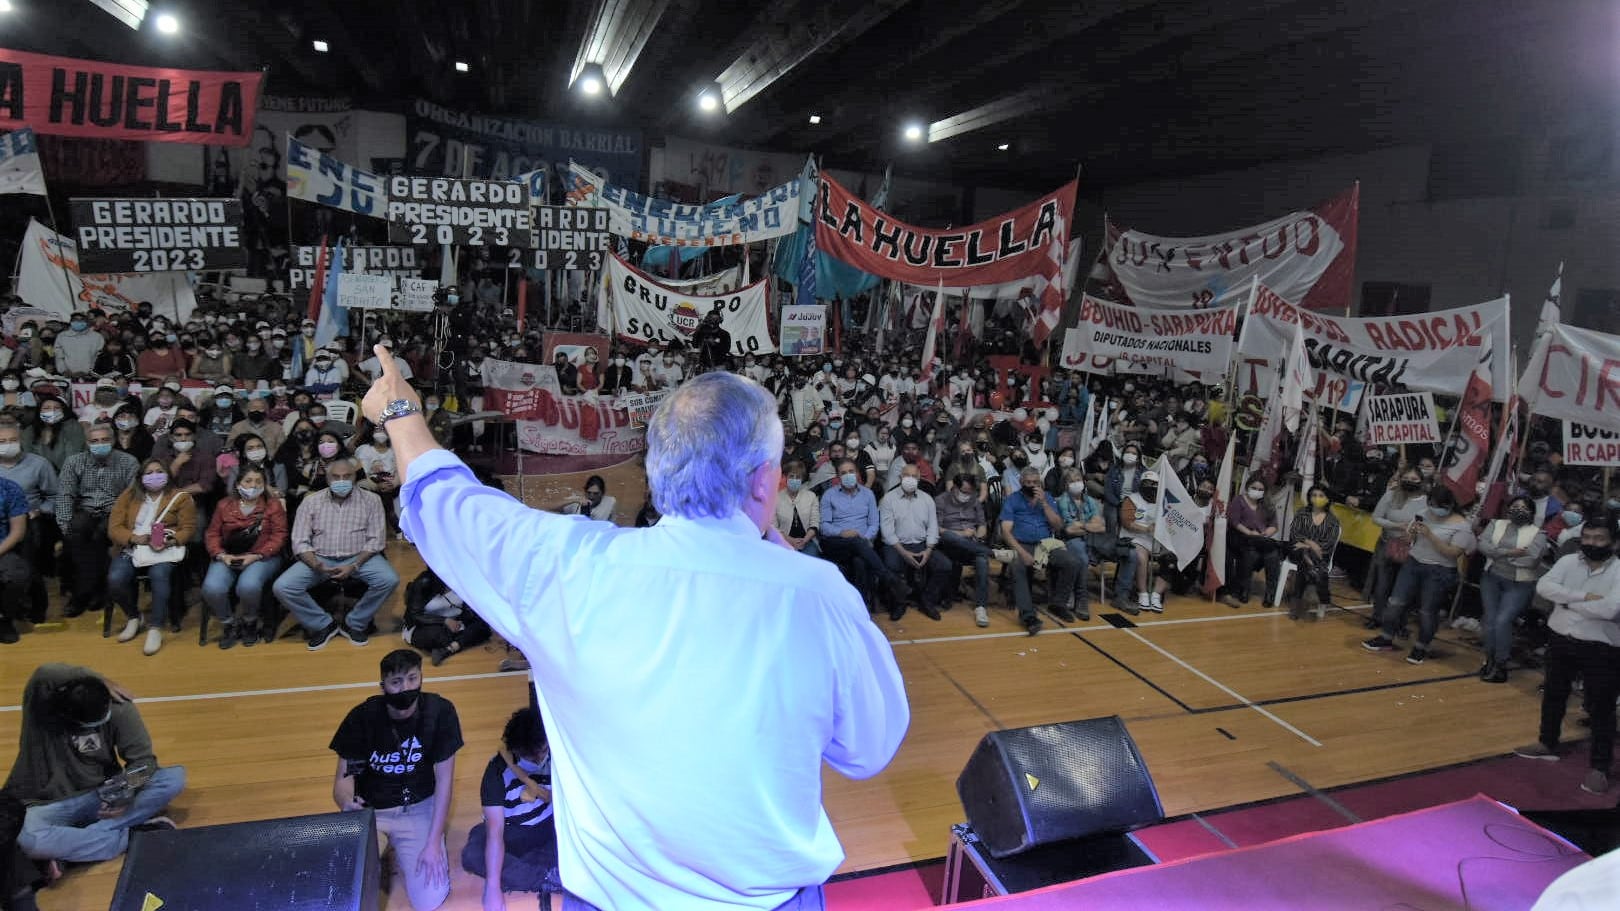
xmin=952 ymin=796 xmax=1584 ymax=910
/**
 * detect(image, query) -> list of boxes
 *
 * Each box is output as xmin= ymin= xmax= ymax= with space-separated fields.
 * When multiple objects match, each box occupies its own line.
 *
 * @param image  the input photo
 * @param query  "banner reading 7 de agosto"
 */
xmin=1059 ymin=294 xmax=1239 ymax=376
xmin=601 ymin=252 xmax=775 ymax=355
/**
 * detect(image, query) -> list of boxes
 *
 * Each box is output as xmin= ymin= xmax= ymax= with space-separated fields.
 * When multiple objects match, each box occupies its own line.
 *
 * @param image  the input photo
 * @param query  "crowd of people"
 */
xmin=2 ymin=284 xmax=1619 ymax=910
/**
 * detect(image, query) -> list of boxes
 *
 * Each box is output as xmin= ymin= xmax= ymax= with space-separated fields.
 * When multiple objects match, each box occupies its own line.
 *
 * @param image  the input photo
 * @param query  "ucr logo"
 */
xmin=669 ymin=302 xmax=701 ymax=336
xmin=519 ymin=371 xmax=537 ymax=387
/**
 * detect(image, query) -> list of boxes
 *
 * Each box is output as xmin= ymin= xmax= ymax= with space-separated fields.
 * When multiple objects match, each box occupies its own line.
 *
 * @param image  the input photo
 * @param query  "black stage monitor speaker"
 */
xmin=109 ymin=809 xmax=380 ymax=911
xmin=957 ymin=715 xmax=1163 ymax=858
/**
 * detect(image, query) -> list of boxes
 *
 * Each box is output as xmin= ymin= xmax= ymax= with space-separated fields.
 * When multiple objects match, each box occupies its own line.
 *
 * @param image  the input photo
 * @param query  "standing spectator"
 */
xmin=1365 ymin=466 xmax=1428 ymax=627
xmin=1363 ymin=488 xmax=1476 ymax=665
xmin=55 ymin=424 xmax=137 ymax=617
xmin=52 ymin=313 xmax=103 ymax=377
xmin=1475 ymin=495 xmax=1549 ymax=683
xmin=330 ymin=650 xmax=463 ymax=911
xmin=1515 ymin=515 xmax=1620 ymax=795
xmin=4 ymin=665 xmax=186 ymax=865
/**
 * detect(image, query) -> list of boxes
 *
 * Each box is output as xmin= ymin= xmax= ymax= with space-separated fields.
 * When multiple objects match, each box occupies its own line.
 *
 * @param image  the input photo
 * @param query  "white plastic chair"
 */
xmin=1276 ymin=525 xmax=1342 ymax=618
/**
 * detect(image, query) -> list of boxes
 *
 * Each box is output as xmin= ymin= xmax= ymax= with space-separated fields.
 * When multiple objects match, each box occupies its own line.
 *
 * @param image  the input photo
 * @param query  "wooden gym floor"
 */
xmin=0 ymin=461 xmax=1577 ymax=909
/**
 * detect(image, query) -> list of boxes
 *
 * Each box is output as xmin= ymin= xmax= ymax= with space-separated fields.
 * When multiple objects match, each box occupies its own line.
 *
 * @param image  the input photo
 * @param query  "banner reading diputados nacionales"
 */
xmin=1059 ymin=294 xmax=1239 ymax=376
xmin=0 ymin=47 xmax=262 ymax=146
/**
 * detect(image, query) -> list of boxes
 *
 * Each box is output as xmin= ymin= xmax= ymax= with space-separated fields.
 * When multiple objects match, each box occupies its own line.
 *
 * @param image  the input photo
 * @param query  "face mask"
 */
xmin=1400 ymin=480 xmax=1422 ymax=491
xmin=1192 ymin=464 xmax=1209 ymax=475
xmin=897 ymin=476 xmax=918 ymax=494
xmin=828 ymin=419 xmax=842 ymax=430
xmin=842 ymin=437 xmax=859 ymax=450
xmin=1420 ymin=467 xmax=1435 ymax=478
xmin=1067 ymin=481 xmax=1085 ymax=496
xmin=157 ymin=397 xmax=174 ymax=409
xmin=1429 ymin=507 xmax=1452 ymax=519
xmin=215 ymin=396 xmax=233 ymax=409
xmin=317 ymin=442 xmax=340 ymax=459
xmin=840 ymin=472 xmax=858 ymax=489
xmin=1140 ymin=485 xmax=1159 ymax=500
xmin=0 ymin=442 xmax=18 ymax=458
xmin=247 ymin=342 xmax=262 ymax=352
xmin=1507 ymin=509 xmax=1532 ymax=525
xmin=446 ymin=294 xmax=459 ymax=305
xmin=372 ymin=432 xmax=389 ymax=445
xmin=302 ymin=327 xmax=315 ymax=337
xmin=89 ymin=442 xmax=114 ymax=457
xmin=901 ymin=418 xmax=914 ymax=428
xmin=424 ymin=401 xmax=440 ymax=412
xmin=955 ymin=489 xmax=974 ymax=502
xmin=1059 ymin=456 xmax=1074 ymax=468
xmin=1022 ymin=483 xmax=1040 ymax=496
xmin=245 ymin=447 xmax=267 ymax=462
xmin=39 ymin=410 xmax=63 ymax=425
xmin=0 ymin=378 xmax=16 ymax=391
xmin=311 ymin=415 xmax=328 ymax=426
xmin=383 ymin=688 xmax=420 ymax=711
xmin=1581 ymin=542 xmax=1613 ymax=563
xmin=1122 ymin=452 xmax=1139 ymax=465
xmin=142 ymin=472 xmax=168 ymax=490
xmin=171 ymin=440 xmax=194 ymax=452
xmin=247 ymin=411 xmax=265 ymax=423
xmin=70 ymin=320 xmax=87 ymax=331
xmin=328 ymin=479 xmax=355 ymax=497
xmin=1562 ymin=510 xmax=1583 ymax=526
xmin=1247 ymin=488 xmax=1265 ymax=500
xmin=786 ymin=478 xmax=803 ymax=493
xmin=295 ymin=430 xmax=314 ymax=443
xmin=273 ymin=339 xmax=286 ymax=350
xmin=314 ymin=359 xmax=332 ymax=370
xmin=238 ymin=485 xmax=263 ymax=500
xmin=1310 ymin=495 xmax=1329 ymax=508
xmin=206 ymin=348 xmax=222 ymax=359
xmin=1607 ymin=500 xmax=1620 ymax=513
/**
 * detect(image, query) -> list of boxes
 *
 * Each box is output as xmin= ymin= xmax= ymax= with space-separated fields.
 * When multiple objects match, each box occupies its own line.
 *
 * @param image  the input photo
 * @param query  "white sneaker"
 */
xmin=116 ymin=618 xmax=141 ymax=642
xmin=1137 ymin=592 xmax=1151 ymax=609
xmin=992 ymin=548 xmax=1016 ymax=564
xmin=142 ymin=628 xmax=163 ymax=656
xmin=1148 ymin=592 xmax=1164 ymax=612
xmin=973 ymin=605 xmax=989 ymax=628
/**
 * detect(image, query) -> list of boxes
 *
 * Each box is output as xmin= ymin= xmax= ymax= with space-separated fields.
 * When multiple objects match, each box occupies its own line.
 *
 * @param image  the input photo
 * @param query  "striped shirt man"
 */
xmin=290 ymin=486 xmax=385 ymax=559
xmin=54 ymin=449 xmax=138 ymax=533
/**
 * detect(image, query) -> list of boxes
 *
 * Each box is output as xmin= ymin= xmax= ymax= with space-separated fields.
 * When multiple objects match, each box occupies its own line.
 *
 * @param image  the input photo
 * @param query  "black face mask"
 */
xmin=1400 ymin=481 xmax=1422 ymax=491
xmin=1140 ymin=486 xmax=1159 ymax=500
xmin=1581 ymin=543 xmax=1613 ymax=563
xmin=1021 ymin=484 xmax=1040 ymax=496
xmin=295 ymin=430 xmax=314 ymax=443
xmin=248 ymin=412 xmax=266 ymax=423
xmin=1507 ymin=510 xmax=1533 ymax=526
xmin=383 ymin=688 xmax=421 ymax=711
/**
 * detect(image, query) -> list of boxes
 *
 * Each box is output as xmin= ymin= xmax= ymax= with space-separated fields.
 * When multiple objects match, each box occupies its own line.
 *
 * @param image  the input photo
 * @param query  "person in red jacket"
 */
xmin=202 ymin=465 xmax=289 ymax=648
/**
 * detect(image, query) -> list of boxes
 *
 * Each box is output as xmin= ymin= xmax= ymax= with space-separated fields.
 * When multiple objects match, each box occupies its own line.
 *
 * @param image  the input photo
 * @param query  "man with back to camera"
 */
xmin=330 ymin=649 xmax=463 ymax=911
xmin=361 ymin=346 xmax=909 ymax=911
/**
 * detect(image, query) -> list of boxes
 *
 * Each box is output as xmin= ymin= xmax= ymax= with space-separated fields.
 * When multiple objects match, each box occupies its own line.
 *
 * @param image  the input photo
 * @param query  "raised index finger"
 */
xmin=373 ymin=344 xmax=401 ymax=379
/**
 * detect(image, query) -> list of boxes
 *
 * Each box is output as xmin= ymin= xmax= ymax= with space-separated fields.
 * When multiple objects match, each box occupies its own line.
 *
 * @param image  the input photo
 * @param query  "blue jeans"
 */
xmin=937 ymin=531 xmax=992 ymax=606
xmin=563 ymin=885 xmax=823 ymax=911
xmin=107 ymin=554 xmax=177 ymax=625
xmin=1479 ymin=572 xmax=1535 ymax=664
xmin=1063 ymin=537 xmax=1092 ymax=609
xmin=18 ymin=765 xmax=186 ymax=863
xmin=1380 ymin=561 xmax=1458 ymax=647
xmin=272 ymin=554 xmax=399 ymax=634
xmin=202 ymin=556 xmax=284 ymax=622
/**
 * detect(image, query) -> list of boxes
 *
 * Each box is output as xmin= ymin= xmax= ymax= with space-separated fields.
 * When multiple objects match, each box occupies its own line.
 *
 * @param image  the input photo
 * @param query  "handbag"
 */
xmin=223 ymin=517 xmax=263 ymax=555
xmin=1384 ymin=535 xmax=1411 ymax=564
xmin=130 ymin=494 xmax=187 ymax=568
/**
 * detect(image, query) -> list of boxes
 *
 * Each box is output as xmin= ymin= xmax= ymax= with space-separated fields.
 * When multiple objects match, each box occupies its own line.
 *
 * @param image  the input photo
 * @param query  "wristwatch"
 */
xmin=378 ymin=399 xmax=422 ymax=425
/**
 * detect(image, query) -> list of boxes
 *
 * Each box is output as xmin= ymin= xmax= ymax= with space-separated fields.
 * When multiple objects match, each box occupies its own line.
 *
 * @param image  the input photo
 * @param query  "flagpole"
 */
xmin=39 ymin=188 xmax=79 ymax=307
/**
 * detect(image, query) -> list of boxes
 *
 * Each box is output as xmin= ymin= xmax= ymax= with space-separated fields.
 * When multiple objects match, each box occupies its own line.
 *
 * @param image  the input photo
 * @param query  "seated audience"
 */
xmin=1119 ymin=469 xmax=1167 ymax=613
xmin=878 ymin=463 xmax=949 ymax=622
xmin=1223 ymin=476 xmax=1283 ymax=609
xmin=818 ymin=459 xmax=910 ymax=611
xmin=106 ymin=458 xmax=197 ymax=656
xmin=999 ymin=464 xmax=1077 ymax=634
xmin=56 ymin=424 xmax=138 ymax=618
xmin=1283 ymin=484 xmax=1342 ymax=620
xmin=461 ymin=708 xmax=560 ymax=905
xmin=203 ymin=466 xmax=288 ymax=649
xmin=774 ymin=460 xmax=821 ymax=557
xmin=402 ymin=569 xmax=492 ymax=666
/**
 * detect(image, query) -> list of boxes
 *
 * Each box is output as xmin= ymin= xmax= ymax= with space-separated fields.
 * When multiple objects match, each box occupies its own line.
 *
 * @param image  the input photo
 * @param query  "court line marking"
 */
xmin=1191 ymin=812 xmax=1240 ymax=849
xmin=1119 ymin=628 xmax=1325 ymax=748
xmin=0 ymin=605 xmax=1374 ymax=713
xmin=1267 ymin=761 xmax=1362 ymax=823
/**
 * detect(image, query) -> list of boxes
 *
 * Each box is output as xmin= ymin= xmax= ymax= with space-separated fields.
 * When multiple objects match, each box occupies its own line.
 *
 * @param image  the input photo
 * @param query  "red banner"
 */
xmin=0 ymin=48 xmax=262 ymax=147
xmin=814 ymin=174 xmax=1076 ymax=288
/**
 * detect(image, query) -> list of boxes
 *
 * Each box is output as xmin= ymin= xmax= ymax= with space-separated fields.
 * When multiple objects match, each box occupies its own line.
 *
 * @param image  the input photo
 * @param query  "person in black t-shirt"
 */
xmin=461 ymin=707 xmax=559 ymax=905
xmin=330 ymin=650 xmax=464 ymax=911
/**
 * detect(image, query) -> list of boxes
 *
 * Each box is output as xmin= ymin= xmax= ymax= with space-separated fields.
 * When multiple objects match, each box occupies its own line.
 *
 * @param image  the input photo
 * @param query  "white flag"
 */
xmin=1281 ymin=316 xmax=1311 ymax=433
xmin=1076 ymin=396 xmax=1099 ymax=462
xmin=918 ymin=281 xmax=945 ymax=386
xmin=1295 ymin=404 xmax=1320 ymax=491
xmin=1204 ymin=434 xmax=1237 ymax=595
xmin=0 ymin=128 xmax=46 ymax=196
xmin=1539 ymin=262 xmax=1563 ymax=329
xmin=1152 ymin=454 xmax=1208 ymax=571
xmin=16 ymin=218 xmax=197 ymax=321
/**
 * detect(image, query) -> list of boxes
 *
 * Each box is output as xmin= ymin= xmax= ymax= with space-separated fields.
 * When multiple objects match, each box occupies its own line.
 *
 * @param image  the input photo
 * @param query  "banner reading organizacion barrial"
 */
xmin=1363 ymin=392 xmax=1441 ymax=445
xmin=386 ymin=176 xmax=533 ymax=247
xmin=0 ymin=47 xmax=263 ymax=146
xmin=1059 ymin=294 xmax=1239 ymax=376
xmin=601 ymin=252 xmax=774 ymax=355
xmin=69 ymin=198 xmax=245 ymax=273
xmin=1563 ymin=420 xmax=1620 ymax=466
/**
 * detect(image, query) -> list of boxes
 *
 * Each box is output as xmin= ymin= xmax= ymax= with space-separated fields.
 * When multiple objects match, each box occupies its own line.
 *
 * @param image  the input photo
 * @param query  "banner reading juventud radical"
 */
xmin=1103 ymin=186 xmax=1358 ymax=311
xmin=1059 ymin=294 xmax=1239 ymax=376
xmin=814 ymin=174 xmax=1076 ymax=288
xmin=601 ymin=253 xmax=775 ymax=355
xmin=0 ymin=47 xmax=262 ymax=146
xmin=1237 ymin=281 xmax=1510 ymax=400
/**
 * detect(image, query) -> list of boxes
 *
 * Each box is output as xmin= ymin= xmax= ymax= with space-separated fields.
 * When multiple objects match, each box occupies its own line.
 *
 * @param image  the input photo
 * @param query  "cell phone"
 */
xmin=150 ymin=521 xmax=166 ymax=543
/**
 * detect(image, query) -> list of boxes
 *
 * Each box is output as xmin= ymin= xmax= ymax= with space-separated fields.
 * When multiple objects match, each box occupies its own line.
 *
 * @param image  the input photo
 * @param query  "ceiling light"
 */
xmin=312 ymin=39 xmax=329 ymax=53
xmin=904 ymin=123 xmax=924 ymax=142
xmin=90 ymin=0 xmax=148 ymax=29
xmin=997 ymin=143 xmax=1010 ymax=151
xmin=455 ymin=61 xmax=470 ymax=73
xmin=0 ymin=0 xmax=14 ymax=13
xmin=154 ymin=12 xmax=179 ymax=33
xmin=580 ymin=74 xmax=602 ymax=95
xmin=698 ymin=92 xmax=719 ymax=112
xmin=808 ymin=114 xmax=821 ymax=125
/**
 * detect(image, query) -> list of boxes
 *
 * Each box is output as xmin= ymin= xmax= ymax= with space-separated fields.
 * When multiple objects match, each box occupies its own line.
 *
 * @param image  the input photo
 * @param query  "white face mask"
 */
xmin=372 ymin=432 xmax=388 ymax=445
xmin=1 ymin=378 xmax=17 ymax=391
xmin=900 ymin=476 xmax=919 ymax=493
xmin=245 ymin=447 xmax=267 ymax=461
xmin=901 ymin=418 xmax=914 ymax=428
xmin=0 ymin=442 xmax=19 ymax=458
xmin=172 ymin=440 xmax=195 ymax=452
xmin=1059 ymin=456 xmax=1074 ymax=468
xmin=1067 ymin=481 xmax=1085 ymax=496
xmin=1122 ymin=452 xmax=1139 ymax=465
xmin=1247 ymin=488 xmax=1265 ymax=500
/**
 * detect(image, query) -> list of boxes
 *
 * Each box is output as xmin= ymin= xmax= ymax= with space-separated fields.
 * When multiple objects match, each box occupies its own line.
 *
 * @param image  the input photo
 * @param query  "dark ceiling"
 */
xmin=6 ymin=0 xmax=1616 ymax=196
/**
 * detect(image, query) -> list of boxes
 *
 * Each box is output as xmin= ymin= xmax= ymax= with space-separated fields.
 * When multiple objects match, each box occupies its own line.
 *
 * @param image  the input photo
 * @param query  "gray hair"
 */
xmin=1020 ymin=465 xmax=1042 ymax=480
xmin=645 ymin=372 xmax=782 ymax=519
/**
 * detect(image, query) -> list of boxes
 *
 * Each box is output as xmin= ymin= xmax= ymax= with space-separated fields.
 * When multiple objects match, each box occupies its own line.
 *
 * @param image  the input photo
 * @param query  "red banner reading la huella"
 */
xmin=0 ymin=47 xmax=262 ymax=147
xmin=814 ymin=174 xmax=1076 ymax=287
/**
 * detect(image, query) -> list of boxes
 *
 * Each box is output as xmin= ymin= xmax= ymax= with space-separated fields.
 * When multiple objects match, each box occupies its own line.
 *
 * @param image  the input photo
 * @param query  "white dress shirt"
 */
xmin=1537 ymin=552 xmax=1620 ymax=647
xmin=400 ymin=450 xmax=909 ymax=911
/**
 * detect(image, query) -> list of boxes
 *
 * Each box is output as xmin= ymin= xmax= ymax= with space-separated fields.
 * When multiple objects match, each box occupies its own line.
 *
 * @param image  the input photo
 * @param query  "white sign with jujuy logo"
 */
xmin=601 ymin=251 xmax=775 ymax=355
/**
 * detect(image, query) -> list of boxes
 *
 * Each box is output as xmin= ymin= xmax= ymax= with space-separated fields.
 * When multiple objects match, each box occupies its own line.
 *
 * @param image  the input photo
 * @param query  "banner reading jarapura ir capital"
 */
xmin=0 ymin=47 xmax=262 ymax=146
xmin=813 ymin=174 xmax=1076 ymax=288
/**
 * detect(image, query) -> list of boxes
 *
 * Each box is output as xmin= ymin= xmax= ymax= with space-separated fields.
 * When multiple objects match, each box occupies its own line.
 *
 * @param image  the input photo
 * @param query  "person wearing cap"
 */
xmin=52 ymin=313 xmax=104 ymax=378
xmin=297 ymin=319 xmax=318 ymax=363
xmin=359 ymin=338 xmax=412 ymax=383
xmin=76 ymin=380 xmax=124 ymax=425
xmin=142 ymin=382 xmax=183 ymax=437
xmin=202 ymin=385 xmax=242 ymax=439
xmin=304 ymin=348 xmax=349 ymax=389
